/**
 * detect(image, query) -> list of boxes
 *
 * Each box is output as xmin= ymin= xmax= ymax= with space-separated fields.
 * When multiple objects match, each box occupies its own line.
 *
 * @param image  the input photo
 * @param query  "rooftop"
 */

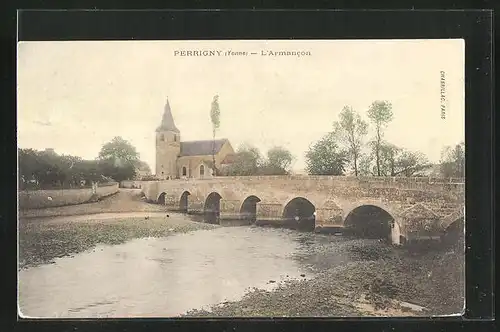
xmin=179 ymin=139 xmax=229 ymax=157
xmin=156 ymin=99 xmax=180 ymax=133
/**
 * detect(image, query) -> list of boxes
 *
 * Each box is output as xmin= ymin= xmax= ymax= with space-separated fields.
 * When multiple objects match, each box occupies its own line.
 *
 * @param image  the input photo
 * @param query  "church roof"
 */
xmin=179 ymin=139 xmax=229 ymax=157
xmin=156 ymin=99 xmax=180 ymax=133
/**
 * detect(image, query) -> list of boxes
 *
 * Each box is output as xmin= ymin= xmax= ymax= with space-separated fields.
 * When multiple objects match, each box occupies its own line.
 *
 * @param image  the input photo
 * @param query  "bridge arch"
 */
xmin=204 ymin=192 xmax=222 ymax=224
xmin=282 ymin=197 xmax=316 ymax=231
xmin=344 ymin=204 xmax=397 ymax=241
xmin=179 ymin=191 xmax=191 ymax=213
xmin=157 ymin=192 xmax=167 ymax=205
xmin=239 ymin=195 xmax=262 ymax=223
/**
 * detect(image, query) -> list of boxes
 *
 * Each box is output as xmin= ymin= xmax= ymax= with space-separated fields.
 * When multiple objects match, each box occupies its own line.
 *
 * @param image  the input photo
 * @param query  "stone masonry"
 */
xmin=141 ymin=176 xmax=464 ymax=245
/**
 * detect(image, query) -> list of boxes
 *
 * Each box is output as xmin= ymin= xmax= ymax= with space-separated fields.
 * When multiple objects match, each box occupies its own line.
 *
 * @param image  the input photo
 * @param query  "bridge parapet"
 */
xmin=145 ymin=176 xmax=464 ymax=198
xmin=142 ymin=175 xmax=464 ymax=243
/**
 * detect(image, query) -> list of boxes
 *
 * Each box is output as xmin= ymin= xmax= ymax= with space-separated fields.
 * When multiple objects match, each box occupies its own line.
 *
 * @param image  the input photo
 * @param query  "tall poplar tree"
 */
xmin=210 ymin=95 xmax=221 ymax=176
xmin=333 ymin=106 xmax=368 ymax=176
xmin=367 ymin=100 xmax=393 ymax=176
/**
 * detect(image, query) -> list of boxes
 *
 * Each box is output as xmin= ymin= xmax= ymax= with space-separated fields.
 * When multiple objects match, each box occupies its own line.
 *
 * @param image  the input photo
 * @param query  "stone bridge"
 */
xmin=141 ymin=176 xmax=465 ymax=245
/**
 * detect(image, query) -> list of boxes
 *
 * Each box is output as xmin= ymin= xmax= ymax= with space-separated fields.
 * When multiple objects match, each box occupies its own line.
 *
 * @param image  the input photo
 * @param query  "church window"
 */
xmin=200 ymin=165 xmax=205 ymax=176
xmin=182 ymin=166 xmax=187 ymax=176
xmin=160 ymin=134 xmax=164 ymax=141
xmin=174 ymin=135 xmax=177 ymax=142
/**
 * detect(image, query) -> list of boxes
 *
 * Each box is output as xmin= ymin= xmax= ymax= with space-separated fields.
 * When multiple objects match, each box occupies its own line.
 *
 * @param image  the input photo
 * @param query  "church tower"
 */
xmin=156 ymin=99 xmax=181 ymax=179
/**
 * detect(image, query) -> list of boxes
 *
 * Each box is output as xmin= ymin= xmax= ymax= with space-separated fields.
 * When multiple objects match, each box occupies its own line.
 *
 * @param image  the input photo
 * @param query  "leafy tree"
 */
xmin=18 ymin=148 xmax=107 ymax=189
xmin=439 ymin=142 xmax=465 ymax=178
xmin=358 ymin=154 xmax=374 ymax=176
xmin=18 ymin=148 xmax=40 ymax=185
xmin=222 ymin=144 xmax=263 ymax=176
xmin=98 ymin=136 xmax=140 ymax=182
xmin=98 ymin=136 xmax=139 ymax=164
xmin=136 ymin=160 xmax=152 ymax=174
xmin=260 ymin=146 xmax=294 ymax=175
xmin=210 ymin=95 xmax=221 ymax=175
xmin=395 ymin=150 xmax=431 ymax=177
xmin=98 ymin=159 xmax=136 ymax=183
xmin=73 ymin=159 xmax=102 ymax=184
xmin=59 ymin=154 xmax=83 ymax=187
xmin=379 ymin=143 xmax=431 ymax=176
xmin=34 ymin=149 xmax=66 ymax=187
xmin=378 ymin=143 xmax=400 ymax=176
xmin=367 ymin=101 xmax=393 ymax=176
xmin=305 ymin=133 xmax=347 ymax=175
xmin=333 ymin=106 xmax=368 ymax=176
xmin=361 ymin=142 xmax=431 ymax=177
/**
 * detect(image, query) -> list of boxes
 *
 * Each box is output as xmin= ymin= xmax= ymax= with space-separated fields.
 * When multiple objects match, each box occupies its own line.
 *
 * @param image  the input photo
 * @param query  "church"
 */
xmin=155 ymin=99 xmax=235 ymax=179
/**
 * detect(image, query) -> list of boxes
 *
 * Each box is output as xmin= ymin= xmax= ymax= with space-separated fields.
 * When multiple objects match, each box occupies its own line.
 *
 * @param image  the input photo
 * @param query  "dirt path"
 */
xmin=19 ymin=189 xmax=168 ymax=219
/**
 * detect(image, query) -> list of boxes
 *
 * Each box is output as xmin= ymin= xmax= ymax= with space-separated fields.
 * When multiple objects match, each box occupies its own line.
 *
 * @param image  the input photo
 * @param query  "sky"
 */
xmin=17 ymin=40 xmax=465 ymax=173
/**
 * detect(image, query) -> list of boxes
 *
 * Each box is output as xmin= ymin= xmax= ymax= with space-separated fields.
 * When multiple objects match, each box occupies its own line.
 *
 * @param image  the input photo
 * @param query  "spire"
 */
xmin=156 ymin=98 xmax=180 ymax=133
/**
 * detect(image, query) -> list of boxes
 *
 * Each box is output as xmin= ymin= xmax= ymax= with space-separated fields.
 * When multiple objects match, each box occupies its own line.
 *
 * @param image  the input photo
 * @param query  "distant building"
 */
xmin=155 ymin=99 xmax=235 ymax=179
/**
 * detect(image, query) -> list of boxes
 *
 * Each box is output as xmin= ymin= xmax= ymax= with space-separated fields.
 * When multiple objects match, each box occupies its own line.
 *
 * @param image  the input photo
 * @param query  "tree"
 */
xmin=367 ymin=100 xmax=393 ymax=176
xmin=439 ymin=142 xmax=465 ymax=178
xmin=395 ymin=150 xmax=431 ymax=177
xmin=59 ymin=154 xmax=83 ymax=187
xmin=136 ymin=160 xmax=152 ymax=174
xmin=261 ymin=146 xmax=294 ymax=175
xmin=378 ymin=143 xmax=400 ymax=176
xmin=98 ymin=136 xmax=139 ymax=164
xmin=358 ymin=154 xmax=374 ymax=176
xmin=18 ymin=148 xmax=40 ymax=186
xmin=222 ymin=144 xmax=263 ymax=176
xmin=333 ymin=106 xmax=368 ymax=176
xmin=210 ymin=95 xmax=221 ymax=176
xmin=34 ymin=149 xmax=66 ymax=187
xmin=379 ymin=143 xmax=431 ymax=176
xmin=358 ymin=143 xmax=431 ymax=177
xmin=305 ymin=133 xmax=347 ymax=175
xmin=98 ymin=136 xmax=140 ymax=182
xmin=98 ymin=159 xmax=136 ymax=183
xmin=73 ymin=159 xmax=102 ymax=184
xmin=18 ymin=147 xmax=115 ymax=190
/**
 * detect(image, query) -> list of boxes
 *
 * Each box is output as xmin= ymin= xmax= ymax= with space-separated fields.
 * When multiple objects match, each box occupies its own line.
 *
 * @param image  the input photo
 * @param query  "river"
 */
xmin=18 ymin=213 xmax=462 ymax=318
xmin=20 ymin=223 xmax=318 ymax=318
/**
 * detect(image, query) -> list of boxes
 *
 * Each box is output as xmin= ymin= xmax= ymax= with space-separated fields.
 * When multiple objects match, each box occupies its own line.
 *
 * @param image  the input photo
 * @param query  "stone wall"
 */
xmin=143 ymin=175 xmax=464 ymax=227
xmin=143 ymin=176 xmax=464 ymax=245
xmin=144 ymin=176 xmax=464 ymax=205
xmin=120 ymin=180 xmax=144 ymax=189
xmin=18 ymin=183 xmax=119 ymax=210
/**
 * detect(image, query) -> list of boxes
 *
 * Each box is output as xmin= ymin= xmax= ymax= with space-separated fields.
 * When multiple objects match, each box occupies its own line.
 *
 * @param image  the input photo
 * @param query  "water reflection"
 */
xmin=19 ymin=226 xmax=312 ymax=318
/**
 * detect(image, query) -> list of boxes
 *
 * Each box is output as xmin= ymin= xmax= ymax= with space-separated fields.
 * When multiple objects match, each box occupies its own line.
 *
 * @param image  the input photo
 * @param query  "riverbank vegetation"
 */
xmin=18 ymin=137 xmax=151 ymax=190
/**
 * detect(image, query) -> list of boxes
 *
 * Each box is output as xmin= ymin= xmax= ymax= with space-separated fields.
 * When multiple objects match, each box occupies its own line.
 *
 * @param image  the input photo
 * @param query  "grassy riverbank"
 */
xmin=19 ymin=216 xmax=217 ymax=269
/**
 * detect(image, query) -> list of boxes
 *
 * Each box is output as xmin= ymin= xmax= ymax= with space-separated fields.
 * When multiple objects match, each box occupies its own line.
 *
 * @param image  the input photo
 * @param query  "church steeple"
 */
xmin=156 ymin=98 xmax=180 ymax=133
